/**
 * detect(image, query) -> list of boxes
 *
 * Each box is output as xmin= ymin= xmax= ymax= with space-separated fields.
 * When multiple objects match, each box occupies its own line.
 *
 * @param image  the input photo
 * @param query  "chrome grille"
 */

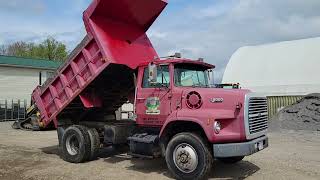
xmin=248 ymin=97 xmax=268 ymax=134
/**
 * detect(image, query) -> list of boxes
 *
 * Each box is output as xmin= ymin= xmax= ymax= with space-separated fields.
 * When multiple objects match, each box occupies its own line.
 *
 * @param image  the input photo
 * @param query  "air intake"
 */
xmin=186 ymin=91 xmax=203 ymax=109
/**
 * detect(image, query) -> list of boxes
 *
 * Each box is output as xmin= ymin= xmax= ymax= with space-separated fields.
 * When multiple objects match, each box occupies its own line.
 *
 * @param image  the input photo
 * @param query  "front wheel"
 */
xmin=165 ymin=133 xmax=213 ymax=180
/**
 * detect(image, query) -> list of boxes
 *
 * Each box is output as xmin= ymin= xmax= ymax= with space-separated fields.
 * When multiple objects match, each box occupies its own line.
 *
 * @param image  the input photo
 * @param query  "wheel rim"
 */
xmin=173 ymin=143 xmax=198 ymax=173
xmin=66 ymin=134 xmax=80 ymax=156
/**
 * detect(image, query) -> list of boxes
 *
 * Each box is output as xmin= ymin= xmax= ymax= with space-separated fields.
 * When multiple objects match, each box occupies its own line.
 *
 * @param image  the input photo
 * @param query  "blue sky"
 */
xmin=1 ymin=0 xmax=320 ymax=82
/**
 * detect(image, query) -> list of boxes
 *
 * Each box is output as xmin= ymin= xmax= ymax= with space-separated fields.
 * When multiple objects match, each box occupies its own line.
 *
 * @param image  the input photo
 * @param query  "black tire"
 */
xmin=61 ymin=125 xmax=91 ymax=163
xmin=57 ymin=126 xmax=66 ymax=154
xmin=87 ymin=128 xmax=100 ymax=160
xmin=57 ymin=126 xmax=66 ymax=148
xmin=165 ymin=132 xmax=213 ymax=180
xmin=217 ymin=156 xmax=244 ymax=164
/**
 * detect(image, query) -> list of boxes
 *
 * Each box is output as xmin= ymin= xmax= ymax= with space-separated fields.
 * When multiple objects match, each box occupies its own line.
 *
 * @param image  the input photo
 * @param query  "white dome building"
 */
xmin=222 ymin=37 xmax=320 ymax=96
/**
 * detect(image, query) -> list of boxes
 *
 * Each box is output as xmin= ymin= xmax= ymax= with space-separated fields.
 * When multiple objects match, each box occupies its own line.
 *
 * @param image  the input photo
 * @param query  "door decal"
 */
xmin=145 ymin=97 xmax=160 ymax=115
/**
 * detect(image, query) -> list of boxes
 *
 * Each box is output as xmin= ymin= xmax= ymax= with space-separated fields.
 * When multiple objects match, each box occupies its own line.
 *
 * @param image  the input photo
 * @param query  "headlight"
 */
xmin=214 ymin=121 xmax=221 ymax=134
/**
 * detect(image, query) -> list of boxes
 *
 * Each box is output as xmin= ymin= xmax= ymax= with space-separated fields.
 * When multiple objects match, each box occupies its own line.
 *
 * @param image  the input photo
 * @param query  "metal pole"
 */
xmin=18 ymin=99 xmax=20 ymax=120
xmin=0 ymin=101 xmax=1 ymax=122
xmin=11 ymin=100 xmax=13 ymax=120
xmin=24 ymin=100 xmax=26 ymax=120
xmin=5 ymin=100 xmax=7 ymax=121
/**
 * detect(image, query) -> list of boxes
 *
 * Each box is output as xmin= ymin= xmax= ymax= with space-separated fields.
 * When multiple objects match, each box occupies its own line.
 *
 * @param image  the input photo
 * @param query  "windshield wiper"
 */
xmin=192 ymin=84 xmax=208 ymax=88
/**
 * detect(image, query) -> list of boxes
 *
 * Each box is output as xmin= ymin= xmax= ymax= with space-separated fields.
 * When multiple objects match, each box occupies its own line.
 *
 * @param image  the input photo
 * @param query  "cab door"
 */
xmin=135 ymin=64 xmax=172 ymax=126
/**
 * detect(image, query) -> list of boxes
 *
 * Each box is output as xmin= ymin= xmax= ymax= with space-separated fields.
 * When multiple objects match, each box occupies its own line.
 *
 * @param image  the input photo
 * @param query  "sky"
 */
xmin=1 ymin=0 xmax=320 ymax=82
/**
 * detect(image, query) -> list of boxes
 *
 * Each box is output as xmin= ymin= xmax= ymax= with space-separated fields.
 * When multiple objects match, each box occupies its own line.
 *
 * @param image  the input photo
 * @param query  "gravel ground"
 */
xmin=0 ymin=121 xmax=319 ymax=180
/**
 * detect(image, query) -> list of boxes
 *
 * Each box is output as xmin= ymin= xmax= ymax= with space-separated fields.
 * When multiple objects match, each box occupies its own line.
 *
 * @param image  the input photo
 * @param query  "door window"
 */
xmin=142 ymin=65 xmax=170 ymax=88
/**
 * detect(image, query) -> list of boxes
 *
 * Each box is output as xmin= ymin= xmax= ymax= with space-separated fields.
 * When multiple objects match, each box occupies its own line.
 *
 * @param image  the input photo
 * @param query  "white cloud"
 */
xmin=148 ymin=30 xmax=168 ymax=39
xmin=0 ymin=0 xmax=46 ymax=14
xmin=1 ymin=0 xmax=320 ymax=83
xmin=0 ymin=0 xmax=88 ymax=51
xmin=69 ymin=0 xmax=90 ymax=12
xmin=149 ymin=0 xmax=320 ymax=83
xmin=194 ymin=0 xmax=237 ymax=19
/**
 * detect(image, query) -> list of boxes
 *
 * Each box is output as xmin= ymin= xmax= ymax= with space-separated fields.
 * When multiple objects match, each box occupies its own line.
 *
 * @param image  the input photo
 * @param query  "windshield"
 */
xmin=174 ymin=64 xmax=210 ymax=87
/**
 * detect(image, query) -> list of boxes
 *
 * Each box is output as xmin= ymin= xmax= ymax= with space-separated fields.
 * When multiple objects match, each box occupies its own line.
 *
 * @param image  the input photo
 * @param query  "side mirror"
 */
xmin=148 ymin=62 xmax=157 ymax=84
xmin=208 ymin=69 xmax=214 ymax=86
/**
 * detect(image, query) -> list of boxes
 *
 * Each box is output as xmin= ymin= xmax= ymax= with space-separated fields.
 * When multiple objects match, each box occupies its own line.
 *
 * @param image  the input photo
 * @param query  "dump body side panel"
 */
xmin=31 ymin=0 xmax=168 ymax=128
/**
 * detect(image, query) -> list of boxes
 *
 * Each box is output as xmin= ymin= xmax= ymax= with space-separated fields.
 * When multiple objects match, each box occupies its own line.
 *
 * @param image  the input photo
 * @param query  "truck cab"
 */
xmin=51 ymin=57 xmax=268 ymax=180
xmin=126 ymin=57 xmax=268 ymax=179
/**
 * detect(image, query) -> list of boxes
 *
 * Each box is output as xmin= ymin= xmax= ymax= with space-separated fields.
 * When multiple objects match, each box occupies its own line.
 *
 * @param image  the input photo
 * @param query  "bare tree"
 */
xmin=0 ymin=45 xmax=6 ymax=55
xmin=6 ymin=41 xmax=29 ymax=57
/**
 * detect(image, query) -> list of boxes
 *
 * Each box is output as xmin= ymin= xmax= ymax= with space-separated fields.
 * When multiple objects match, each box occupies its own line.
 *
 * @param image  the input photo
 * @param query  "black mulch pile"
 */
xmin=269 ymin=93 xmax=320 ymax=132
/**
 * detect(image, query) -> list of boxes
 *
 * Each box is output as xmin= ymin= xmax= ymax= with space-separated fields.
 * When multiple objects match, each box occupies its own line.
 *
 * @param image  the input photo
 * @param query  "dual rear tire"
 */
xmin=59 ymin=125 xmax=100 ymax=163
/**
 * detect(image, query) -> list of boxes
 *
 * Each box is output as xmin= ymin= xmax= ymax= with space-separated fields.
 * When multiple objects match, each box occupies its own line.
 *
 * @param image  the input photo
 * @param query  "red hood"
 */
xmin=181 ymin=88 xmax=250 ymax=111
xmin=178 ymin=88 xmax=251 ymax=143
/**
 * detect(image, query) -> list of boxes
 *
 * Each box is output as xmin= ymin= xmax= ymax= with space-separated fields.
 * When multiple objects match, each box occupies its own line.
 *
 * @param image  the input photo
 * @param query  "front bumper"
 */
xmin=213 ymin=136 xmax=268 ymax=158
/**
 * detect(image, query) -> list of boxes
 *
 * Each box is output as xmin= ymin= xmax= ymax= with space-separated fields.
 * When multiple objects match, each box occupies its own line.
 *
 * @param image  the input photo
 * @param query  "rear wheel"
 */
xmin=57 ymin=126 xmax=66 ymax=147
xmin=165 ymin=132 xmax=213 ymax=180
xmin=87 ymin=128 xmax=100 ymax=160
xmin=217 ymin=156 xmax=244 ymax=164
xmin=57 ymin=126 xmax=66 ymax=154
xmin=61 ymin=125 xmax=91 ymax=163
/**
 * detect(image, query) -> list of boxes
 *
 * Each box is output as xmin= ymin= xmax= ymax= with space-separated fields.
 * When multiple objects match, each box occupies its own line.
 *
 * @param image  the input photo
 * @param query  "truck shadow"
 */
xmin=209 ymin=161 xmax=260 ymax=179
xmin=104 ymin=156 xmax=260 ymax=179
xmin=41 ymin=145 xmax=59 ymax=155
xmin=101 ymin=147 xmax=260 ymax=179
xmin=41 ymin=145 xmax=260 ymax=179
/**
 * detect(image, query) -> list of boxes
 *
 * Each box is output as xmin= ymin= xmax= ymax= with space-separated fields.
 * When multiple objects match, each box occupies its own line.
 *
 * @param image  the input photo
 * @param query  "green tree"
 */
xmin=1 ymin=37 xmax=68 ymax=61
xmin=38 ymin=37 xmax=68 ymax=61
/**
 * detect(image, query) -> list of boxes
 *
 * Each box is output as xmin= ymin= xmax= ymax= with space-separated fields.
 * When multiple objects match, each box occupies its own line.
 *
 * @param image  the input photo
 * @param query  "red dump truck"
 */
xmin=26 ymin=0 xmax=269 ymax=179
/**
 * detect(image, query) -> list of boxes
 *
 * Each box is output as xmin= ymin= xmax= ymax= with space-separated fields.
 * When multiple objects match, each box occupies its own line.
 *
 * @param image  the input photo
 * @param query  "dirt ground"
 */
xmin=0 ymin=122 xmax=319 ymax=180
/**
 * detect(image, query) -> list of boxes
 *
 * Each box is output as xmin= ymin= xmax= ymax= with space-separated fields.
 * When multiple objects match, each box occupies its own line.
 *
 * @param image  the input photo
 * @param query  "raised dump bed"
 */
xmin=32 ymin=0 xmax=167 ymax=128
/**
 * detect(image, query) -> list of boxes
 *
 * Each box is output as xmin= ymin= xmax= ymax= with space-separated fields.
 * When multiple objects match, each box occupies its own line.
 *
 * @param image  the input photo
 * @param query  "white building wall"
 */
xmin=0 ymin=66 xmax=52 ymax=106
xmin=222 ymin=37 xmax=320 ymax=95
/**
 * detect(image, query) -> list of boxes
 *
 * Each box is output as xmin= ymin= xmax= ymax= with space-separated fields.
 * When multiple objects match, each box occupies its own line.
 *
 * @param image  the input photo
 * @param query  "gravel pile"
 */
xmin=269 ymin=93 xmax=320 ymax=131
